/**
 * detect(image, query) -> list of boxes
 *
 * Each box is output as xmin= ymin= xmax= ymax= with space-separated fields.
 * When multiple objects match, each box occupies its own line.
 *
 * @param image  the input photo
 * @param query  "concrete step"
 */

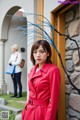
xmin=15 ymin=113 xmax=22 ymax=120
xmin=0 ymin=105 xmax=22 ymax=114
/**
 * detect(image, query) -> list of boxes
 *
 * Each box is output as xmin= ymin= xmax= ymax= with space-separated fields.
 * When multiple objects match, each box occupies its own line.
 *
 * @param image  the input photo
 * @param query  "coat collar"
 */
xmin=28 ymin=63 xmax=50 ymax=80
xmin=40 ymin=63 xmax=50 ymax=73
xmin=28 ymin=63 xmax=51 ymax=93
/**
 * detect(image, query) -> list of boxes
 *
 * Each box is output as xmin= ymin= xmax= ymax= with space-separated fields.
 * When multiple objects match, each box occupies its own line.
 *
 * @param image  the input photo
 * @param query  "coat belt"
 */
xmin=25 ymin=99 xmax=49 ymax=109
xmin=29 ymin=99 xmax=49 ymax=106
xmin=25 ymin=99 xmax=49 ymax=110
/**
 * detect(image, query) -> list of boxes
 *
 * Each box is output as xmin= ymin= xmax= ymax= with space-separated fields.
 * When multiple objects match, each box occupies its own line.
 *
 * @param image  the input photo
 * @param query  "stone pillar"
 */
xmin=0 ymin=40 xmax=7 ymax=94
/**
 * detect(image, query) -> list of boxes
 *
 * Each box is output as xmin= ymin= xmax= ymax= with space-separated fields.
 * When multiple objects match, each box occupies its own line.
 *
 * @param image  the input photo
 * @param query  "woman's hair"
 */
xmin=11 ymin=44 xmax=19 ymax=51
xmin=30 ymin=40 xmax=52 ymax=65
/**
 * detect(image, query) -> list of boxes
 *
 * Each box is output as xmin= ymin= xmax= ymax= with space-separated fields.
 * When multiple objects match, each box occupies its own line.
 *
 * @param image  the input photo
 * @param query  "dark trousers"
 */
xmin=11 ymin=72 xmax=22 ymax=96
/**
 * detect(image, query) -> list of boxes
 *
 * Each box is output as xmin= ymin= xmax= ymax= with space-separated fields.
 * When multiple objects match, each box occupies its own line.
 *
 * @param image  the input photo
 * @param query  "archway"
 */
xmin=0 ymin=6 xmax=27 ymax=95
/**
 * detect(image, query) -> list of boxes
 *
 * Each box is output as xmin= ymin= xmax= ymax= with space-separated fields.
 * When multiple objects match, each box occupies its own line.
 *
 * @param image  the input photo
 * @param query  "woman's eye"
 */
xmin=33 ymin=50 xmax=45 ymax=54
xmin=33 ymin=51 xmax=37 ymax=53
xmin=39 ymin=50 xmax=45 ymax=53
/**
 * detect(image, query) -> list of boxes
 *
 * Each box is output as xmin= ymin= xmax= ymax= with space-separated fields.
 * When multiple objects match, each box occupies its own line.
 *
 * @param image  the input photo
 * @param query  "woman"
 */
xmin=22 ymin=40 xmax=61 ymax=120
xmin=9 ymin=44 xmax=22 ymax=98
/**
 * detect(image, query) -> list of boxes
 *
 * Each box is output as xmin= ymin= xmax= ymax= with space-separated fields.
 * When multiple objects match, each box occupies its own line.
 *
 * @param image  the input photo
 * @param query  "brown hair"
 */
xmin=30 ymin=40 xmax=52 ymax=65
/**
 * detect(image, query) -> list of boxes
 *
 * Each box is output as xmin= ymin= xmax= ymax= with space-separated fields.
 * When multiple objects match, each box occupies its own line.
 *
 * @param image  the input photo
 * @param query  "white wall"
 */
xmin=44 ymin=0 xmax=60 ymax=35
xmin=5 ymin=16 xmax=27 ymax=93
xmin=44 ymin=0 xmax=60 ymax=20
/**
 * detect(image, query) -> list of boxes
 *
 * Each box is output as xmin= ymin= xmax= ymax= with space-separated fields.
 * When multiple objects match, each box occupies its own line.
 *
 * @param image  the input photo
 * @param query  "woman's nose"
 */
xmin=36 ymin=52 xmax=40 ymax=56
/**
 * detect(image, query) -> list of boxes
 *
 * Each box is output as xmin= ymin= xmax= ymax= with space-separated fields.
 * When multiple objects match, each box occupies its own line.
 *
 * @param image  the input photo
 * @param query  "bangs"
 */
xmin=32 ymin=42 xmax=40 ymax=51
xmin=32 ymin=41 xmax=47 ymax=52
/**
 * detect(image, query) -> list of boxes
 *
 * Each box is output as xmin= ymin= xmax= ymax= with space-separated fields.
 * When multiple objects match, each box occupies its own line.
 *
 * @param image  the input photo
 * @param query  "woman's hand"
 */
xmin=9 ymin=63 xmax=12 ymax=66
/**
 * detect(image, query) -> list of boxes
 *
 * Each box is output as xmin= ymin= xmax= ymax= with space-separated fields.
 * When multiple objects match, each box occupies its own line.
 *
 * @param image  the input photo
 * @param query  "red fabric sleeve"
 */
xmin=44 ymin=68 xmax=61 ymax=120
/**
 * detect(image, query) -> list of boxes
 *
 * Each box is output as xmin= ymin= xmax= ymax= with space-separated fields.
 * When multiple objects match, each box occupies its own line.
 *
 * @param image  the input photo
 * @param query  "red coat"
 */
xmin=22 ymin=63 xmax=61 ymax=120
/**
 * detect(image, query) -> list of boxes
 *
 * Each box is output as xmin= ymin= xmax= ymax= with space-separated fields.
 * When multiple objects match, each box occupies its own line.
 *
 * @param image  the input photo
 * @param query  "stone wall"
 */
xmin=65 ymin=4 xmax=80 ymax=120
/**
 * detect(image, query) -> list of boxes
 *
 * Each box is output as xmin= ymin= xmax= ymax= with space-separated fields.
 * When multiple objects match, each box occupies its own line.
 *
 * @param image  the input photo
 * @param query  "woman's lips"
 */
xmin=36 ymin=59 xmax=41 ymax=61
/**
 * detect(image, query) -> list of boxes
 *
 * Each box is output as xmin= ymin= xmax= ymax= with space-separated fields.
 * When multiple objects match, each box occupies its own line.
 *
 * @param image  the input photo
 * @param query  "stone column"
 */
xmin=0 ymin=40 xmax=7 ymax=94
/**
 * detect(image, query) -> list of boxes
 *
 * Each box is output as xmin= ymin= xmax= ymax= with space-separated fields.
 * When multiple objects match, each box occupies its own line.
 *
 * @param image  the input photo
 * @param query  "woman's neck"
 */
xmin=38 ymin=63 xmax=45 ymax=69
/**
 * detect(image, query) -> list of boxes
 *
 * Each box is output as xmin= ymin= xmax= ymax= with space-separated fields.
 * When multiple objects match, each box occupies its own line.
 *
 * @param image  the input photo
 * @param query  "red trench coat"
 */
xmin=22 ymin=63 xmax=61 ymax=120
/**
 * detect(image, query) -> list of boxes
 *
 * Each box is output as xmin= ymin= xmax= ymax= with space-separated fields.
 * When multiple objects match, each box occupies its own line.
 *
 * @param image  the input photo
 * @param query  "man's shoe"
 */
xmin=10 ymin=95 xmax=17 ymax=98
xmin=16 ymin=95 xmax=22 ymax=98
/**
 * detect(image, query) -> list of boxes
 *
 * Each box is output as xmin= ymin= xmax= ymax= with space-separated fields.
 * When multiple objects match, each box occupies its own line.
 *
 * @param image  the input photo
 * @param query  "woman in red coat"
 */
xmin=22 ymin=40 xmax=61 ymax=120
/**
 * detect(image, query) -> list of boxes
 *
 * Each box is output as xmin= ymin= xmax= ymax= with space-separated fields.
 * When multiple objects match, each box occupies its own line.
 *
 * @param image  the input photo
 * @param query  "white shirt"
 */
xmin=36 ymin=67 xmax=40 ymax=72
xmin=9 ymin=51 xmax=22 ymax=73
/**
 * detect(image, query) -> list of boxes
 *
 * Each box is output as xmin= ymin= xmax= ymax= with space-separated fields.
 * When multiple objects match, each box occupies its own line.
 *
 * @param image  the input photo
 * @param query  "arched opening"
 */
xmin=1 ymin=6 xmax=27 ymax=96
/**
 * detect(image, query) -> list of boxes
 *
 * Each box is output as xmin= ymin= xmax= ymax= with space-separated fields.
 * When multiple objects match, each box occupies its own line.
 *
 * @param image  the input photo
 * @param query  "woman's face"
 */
xmin=33 ymin=45 xmax=49 ymax=67
xmin=11 ymin=48 xmax=16 ymax=53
